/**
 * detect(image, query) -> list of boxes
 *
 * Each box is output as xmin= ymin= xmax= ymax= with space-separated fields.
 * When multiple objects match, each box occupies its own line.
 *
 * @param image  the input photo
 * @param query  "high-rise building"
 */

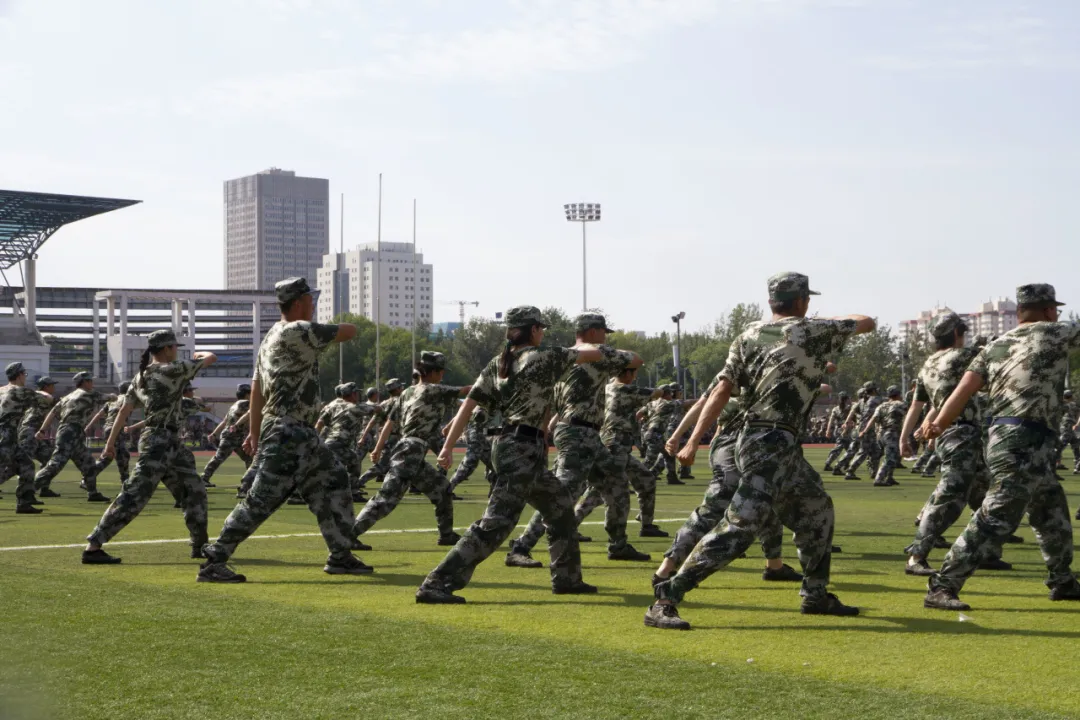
xmin=223 ymin=168 xmax=329 ymax=290
xmin=898 ymin=297 xmax=1018 ymax=347
xmin=315 ymin=242 xmax=433 ymax=328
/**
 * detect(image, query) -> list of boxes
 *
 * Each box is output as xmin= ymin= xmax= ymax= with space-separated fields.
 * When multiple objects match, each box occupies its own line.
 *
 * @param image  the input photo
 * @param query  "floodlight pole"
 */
xmin=582 ymin=221 xmax=587 ymax=311
xmin=564 ymin=202 xmax=600 ymax=312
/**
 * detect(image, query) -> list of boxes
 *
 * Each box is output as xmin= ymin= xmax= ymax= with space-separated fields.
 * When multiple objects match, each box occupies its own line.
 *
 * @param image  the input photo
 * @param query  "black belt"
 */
xmin=499 ymin=424 xmax=544 ymax=439
xmin=746 ymin=420 xmax=799 ymax=436
xmin=146 ymin=424 xmax=179 ymax=432
xmin=990 ymin=417 xmax=1055 ymax=436
xmin=568 ymin=418 xmax=600 ymax=431
xmin=485 ymin=428 xmax=501 ymax=438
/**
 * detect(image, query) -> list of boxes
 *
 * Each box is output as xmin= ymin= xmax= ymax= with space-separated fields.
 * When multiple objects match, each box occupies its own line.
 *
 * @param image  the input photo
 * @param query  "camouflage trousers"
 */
xmin=18 ymin=425 xmax=53 ymax=465
xmin=906 ymin=424 xmax=984 ymax=558
xmin=574 ymin=435 xmax=657 ymax=529
xmin=93 ymin=430 xmax=131 ymax=482
xmin=825 ymin=435 xmax=851 ymax=468
xmin=421 ymin=434 xmax=583 ymax=592
xmin=237 ymin=444 xmax=262 ymax=494
xmin=358 ymin=436 xmax=399 ymax=486
xmin=847 ymin=433 xmax=882 ymax=476
xmin=325 ymin=438 xmax=362 ymax=493
xmin=655 ymin=427 xmax=834 ymax=604
xmin=931 ymin=425 xmax=1076 ymax=594
xmin=912 ymin=443 xmax=935 ymax=472
xmin=643 ymin=428 xmax=676 ymax=481
xmin=664 ymin=432 xmax=783 ymax=565
xmin=513 ymin=424 xmax=631 ymax=554
xmin=1057 ymin=430 xmax=1080 ymax=470
xmin=353 ymin=437 xmax=454 ymax=539
xmin=448 ymin=433 xmax=494 ymax=491
xmin=204 ymin=416 xmax=355 ymax=563
xmin=87 ymin=428 xmax=207 ymax=547
xmin=0 ymin=425 xmax=36 ymax=506
xmin=201 ymin=433 xmax=252 ymax=483
xmin=35 ymin=424 xmax=102 ymax=493
xmin=834 ymin=434 xmax=862 ymax=471
xmin=873 ymin=431 xmax=902 ymax=484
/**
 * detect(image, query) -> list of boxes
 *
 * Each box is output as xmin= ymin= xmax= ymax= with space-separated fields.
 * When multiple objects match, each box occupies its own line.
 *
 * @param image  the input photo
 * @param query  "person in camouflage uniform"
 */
xmin=200 ymin=383 xmax=254 ymax=487
xmin=0 ymin=363 xmax=51 ymax=513
xmin=316 ymin=382 xmax=375 ymax=502
xmin=859 ymin=385 xmax=906 ymax=486
xmin=354 ymin=387 xmax=381 ymax=480
xmin=352 ymin=351 xmax=468 ymax=546
xmin=19 ymin=376 xmax=56 ymax=466
xmin=87 ymin=381 xmax=133 ymax=484
xmin=642 ymin=386 xmax=680 ymax=483
xmin=34 ymin=372 xmax=113 ymax=501
xmin=199 ymin=278 xmax=370 ymax=582
xmin=415 ymin=306 xmax=612 ymax=604
xmin=505 ymin=313 xmax=651 ymax=567
xmin=831 ymin=388 xmax=865 ymax=475
xmin=900 ymin=314 xmax=996 ymax=575
xmin=448 ymin=404 xmax=497 ymax=493
xmin=842 ymin=382 xmax=883 ymax=480
xmin=573 ymin=369 xmax=667 ymax=537
xmin=357 ymin=379 xmax=405 ymax=486
xmin=1056 ymin=390 xmax=1080 ymax=473
xmin=80 ymin=331 xmax=216 ymax=564
xmin=646 ymin=272 xmax=873 ymax=629
xmin=823 ymin=392 xmax=852 ymax=471
xmin=924 ymin=284 xmax=1080 ymax=610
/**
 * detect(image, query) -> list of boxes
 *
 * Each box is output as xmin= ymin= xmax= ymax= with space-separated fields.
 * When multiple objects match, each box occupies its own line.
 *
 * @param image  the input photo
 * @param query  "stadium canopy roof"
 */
xmin=0 ymin=189 xmax=141 ymax=270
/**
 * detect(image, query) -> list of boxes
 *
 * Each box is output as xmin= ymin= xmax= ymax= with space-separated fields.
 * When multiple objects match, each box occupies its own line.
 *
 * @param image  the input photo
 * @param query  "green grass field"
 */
xmin=2 ymin=449 xmax=1080 ymax=719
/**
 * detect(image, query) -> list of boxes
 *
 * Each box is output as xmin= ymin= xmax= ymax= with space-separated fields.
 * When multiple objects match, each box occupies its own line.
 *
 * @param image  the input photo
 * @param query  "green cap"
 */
xmin=575 ymin=313 xmax=614 ymax=333
xmin=420 ymin=350 xmax=447 ymax=371
xmin=767 ymin=272 xmax=819 ymax=301
xmin=147 ymin=329 xmax=183 ymax=351
xmin=276 ymin=276 xmax=316 ymax=305
xmin=118 ymin=381 xmax=131 ymax=394
xmin=504 ymin=306 xmax=548 ymax=328
xmin=929 ymin=311 xmax=967 ymax=338
xmin=1016 ymin=283 xmax=1065 ymax=307
xmin=886 ymin=385 xmax=901 ymax=397
xmin=72 ymin=371 xmax=93 ymax=386
xmin=385 ymin=378 xmax=404 ymax=391
xmin=862 ymin=381 xmax=877 ymax=392
xmin=336 ymin=382 xmax=358 ymax=398
xmin=5 ymin=362 xmax=25 ymax=381
xmin=35 ymin=376 xmax=55 ymax=388
xmin=366 ymin=387 xmax=379 ymax=399
xmin=237 ymin=383 xmax=252 ymax=396
xmin=1065 ymin=390 xmax=1074 ymax=399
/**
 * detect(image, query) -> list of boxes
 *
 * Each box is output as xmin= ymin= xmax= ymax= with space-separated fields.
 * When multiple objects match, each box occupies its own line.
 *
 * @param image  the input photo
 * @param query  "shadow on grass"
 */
xmin=697 ymin=615 xmax=1080 ymax=638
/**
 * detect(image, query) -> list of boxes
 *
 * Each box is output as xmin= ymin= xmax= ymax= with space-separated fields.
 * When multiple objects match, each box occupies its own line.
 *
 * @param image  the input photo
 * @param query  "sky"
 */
xmin=1 ymin=0 xmax=1078 ymax=334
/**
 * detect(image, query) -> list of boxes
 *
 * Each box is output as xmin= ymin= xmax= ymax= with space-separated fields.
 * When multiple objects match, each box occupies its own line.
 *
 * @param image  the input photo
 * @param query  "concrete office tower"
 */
xmin=224 ymin=168 xmax=329 ymax=290
xmin=316 ymin=242 xmax=433 ymax=328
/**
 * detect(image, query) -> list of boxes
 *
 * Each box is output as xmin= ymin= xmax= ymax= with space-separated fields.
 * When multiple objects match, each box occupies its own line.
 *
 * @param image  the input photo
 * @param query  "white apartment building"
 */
xmin=316 ymin=242 xmax=433 ymax=328
xmin=898 ymin=297 xmax=1018 ymax=347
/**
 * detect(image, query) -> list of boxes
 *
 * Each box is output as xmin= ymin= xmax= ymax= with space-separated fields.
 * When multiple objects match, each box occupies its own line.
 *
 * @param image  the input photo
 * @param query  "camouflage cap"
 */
xmin=862 ymin=381 xmax=877 ymax=392
xmin=237 ymin=383 xmax=252 ymax=396
xmin=1016 ymin=283 xmax=1065 ymax=307
xmin=767 ymin=272 xmax=820 ymax=301
xmin=276 ymin=277 xmax=316 ymax=305
xmin=5 ymin=362 xmax=25 ymax=380
xmin=420 ymin=350 xmax=447 ymax=371
xmin=504 ymin=305 xmax=548 ymax=328
xmin=886 ymin=385 xmax=901 ymax=397
xmin=72 ymin=371 xmax=93 ymax=385
xmin=35 ymin=376 xmax=55 ymax=388
xmin=669 ymin=383 xmax=683 ymax=393
xmin=182 ymin=381 xmax=195 ymax=392
xmin=575 ymin=313 xmax=615 ymax=334
xmin=856 ymin=388 xmax=866 ymax=398
xmin=1065 ymin=390 xmax=1074 ymax=398
xmin=838 ymin=391 xmax=848 ymax=399
xmin=336 ymin=382 xmax=358 ymax=398
xmin=929 ymin=311 xmax=967 ymax=338
xmin=118 ymin=381 xmax=132 ymax=394
xmin=147 ymin=329 xmax=184 ymax=351
xmin=385 ymin=377 xmax=404 ymax=391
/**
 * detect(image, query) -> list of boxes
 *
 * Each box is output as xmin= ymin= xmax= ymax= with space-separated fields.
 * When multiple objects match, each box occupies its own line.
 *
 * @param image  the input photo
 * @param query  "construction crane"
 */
xmin=443 ymin=300 xmax=479 ymax=326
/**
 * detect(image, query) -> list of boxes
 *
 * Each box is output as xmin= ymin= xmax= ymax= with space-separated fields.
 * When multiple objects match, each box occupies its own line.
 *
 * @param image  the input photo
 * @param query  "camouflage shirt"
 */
xmin=601 ymin=381 xmax=655 ymax=444
xmin=871 ymin=399 xmax=908 ymax=434
xmin=915 ymin=345 xmax=983 ymax=425
xmin=220 ymin=399 xmax=251 ymax=438
xmin=390 ymin=383 xmax=464 ymax=440
xmin=1060 ymin=400 xmax=1080 ymax=431
xmin=0 ymin=385 xmax=42 ymax=431
xmin=254 ymin=320 xmax=339 ymax=426
xmin=19 ymin=391 xmax=55 ymax=432
xmin=180 ymin=396 xmax=209 ymax=420
xmin=125 ymin=359 xmax=205 ymax=429
xmin=967 ymin=321 xmax=1080 ymax=429
xmin=644 ymin=399 xmax=679 ymax=434
xmin=702 ymin=374 xmax=745 ymax=436
xmin=57 ymin=388 xmax=112 ymax=428
xmin=319 ymin=398 xmax=373 ymax=444
xmin=101 ymin=397 xmax=126 ymax=433
xmin=827 ymin=404 xmax=848 ymax=435
xmin=719 ymin=317 xmax=858 ymax=433
xmin=469 ymin=346 xmax=580 ymax=429
xmin=858 ymin=396 xmax=883 ymax=431
xmin=552 ymin=345 xmax=633 ymax=426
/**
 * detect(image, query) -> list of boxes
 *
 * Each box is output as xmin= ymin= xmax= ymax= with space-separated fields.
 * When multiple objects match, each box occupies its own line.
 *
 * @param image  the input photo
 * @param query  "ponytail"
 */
xmin=137 ymin=348 xmax=152 ymax=381
xmin=498 ymin=325 xmax=533 ymax=379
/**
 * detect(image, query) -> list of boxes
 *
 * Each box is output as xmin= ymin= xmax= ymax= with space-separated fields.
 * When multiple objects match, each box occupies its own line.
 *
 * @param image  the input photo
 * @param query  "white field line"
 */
xmin=0 ymin=518 xmax=688 ymax=553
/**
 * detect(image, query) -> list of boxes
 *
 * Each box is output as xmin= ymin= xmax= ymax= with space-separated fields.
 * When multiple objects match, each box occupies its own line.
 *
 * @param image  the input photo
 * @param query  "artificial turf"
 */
xmin=1 ymin=449 xmax=1079 ymax=719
